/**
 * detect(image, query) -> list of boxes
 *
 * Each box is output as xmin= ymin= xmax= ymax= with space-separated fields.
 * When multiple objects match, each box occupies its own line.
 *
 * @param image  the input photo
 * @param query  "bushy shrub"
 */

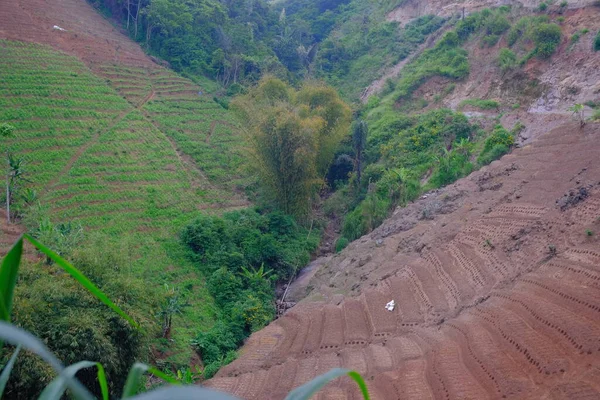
xmin=335 ymin=237 xmax=349 ymax=252
xmin=482 ymin=34 xmax=500 ymax=47
xmin=594 ymin=30 xmax=600 ymax=51
xmin=193 ymin=320 xmax=239 ymax=366
xmin=485 ymin=14 xmax=511 ymax=36
xmin=341 ymin=193 xmax=390 ymax=241
xmin=342 ymin=208 xmax=365 ymax=242
xmin=477 ymin=125 xmax=514 ymax=165
xmin=6 ymin=239 xmax=154 ymax=398
xmin=181 ymin=209 xmax=317 ymax=281
xmin=429 ymin=150 xmax=473 ymax=187
xmin=532 ymin=23 xmax=562 ymax=58
xmin=477 ymin=144 xmax=510 ymax=165
xmin=497 ymin=48 xmax=517 ymax=71
xmin=182 ymin=208 xmax=316 ymax=374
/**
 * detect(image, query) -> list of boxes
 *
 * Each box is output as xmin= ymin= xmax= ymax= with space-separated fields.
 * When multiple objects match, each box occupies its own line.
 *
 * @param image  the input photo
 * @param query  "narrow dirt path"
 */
xmin=41 ymin=90 xmax=155 ymax=195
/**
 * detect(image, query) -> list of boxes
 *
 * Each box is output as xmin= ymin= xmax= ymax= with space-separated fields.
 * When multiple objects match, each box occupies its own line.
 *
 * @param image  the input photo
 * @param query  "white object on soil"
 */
xmin=385 ymin=300 xmax=395 ymax=311
xmin=53 ymin=25 xmax=66 ymax=31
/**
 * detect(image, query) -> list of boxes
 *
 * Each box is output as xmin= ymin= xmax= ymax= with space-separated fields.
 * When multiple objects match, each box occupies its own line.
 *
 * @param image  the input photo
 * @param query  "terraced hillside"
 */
xmin=0 ymin=40 xmax=247 ymax=235
xmin=0 ymin=0 xmax=249 ymax=368
xmin=207 ymin=122 xmax=600 ymax=399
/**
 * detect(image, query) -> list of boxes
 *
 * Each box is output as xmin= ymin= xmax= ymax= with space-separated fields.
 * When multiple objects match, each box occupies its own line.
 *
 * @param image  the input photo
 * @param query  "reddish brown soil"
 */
xmin=207 ymin=122 xmax=600 ymax=399
xmin=0 ymin=0 xmax=153 ymax=68
xmin=0 ymin=210 xmax=24 ymax=257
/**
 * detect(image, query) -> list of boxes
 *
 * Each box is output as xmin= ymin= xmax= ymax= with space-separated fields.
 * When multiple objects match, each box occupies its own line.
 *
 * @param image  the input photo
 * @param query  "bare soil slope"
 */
xmin=0 ymin=0 xmax=152 ymax=67
xmin=207 ymin=121 xmax=600 ymax=399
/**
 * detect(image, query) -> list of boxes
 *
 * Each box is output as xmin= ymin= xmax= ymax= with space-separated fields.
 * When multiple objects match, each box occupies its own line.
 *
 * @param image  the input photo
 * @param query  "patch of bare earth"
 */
xmin=207 ymin=122 xmax=600 ymax=399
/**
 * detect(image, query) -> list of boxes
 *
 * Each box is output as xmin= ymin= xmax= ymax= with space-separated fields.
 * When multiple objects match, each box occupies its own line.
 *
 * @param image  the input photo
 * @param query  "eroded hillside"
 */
xmin=366 ymin=5 xmax=600 ymax=138
xmin=208 ymin=119 xmax=600 ymax=398
xmin=205 ymin=2 xmax=600 ymax=397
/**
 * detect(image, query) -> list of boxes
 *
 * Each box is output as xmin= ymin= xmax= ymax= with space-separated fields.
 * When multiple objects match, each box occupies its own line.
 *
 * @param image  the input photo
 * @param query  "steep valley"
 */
xmin=1 ymin=0 xmax=600 ymax=398
xmin=208 ymin=122 xmax=600 ymax=399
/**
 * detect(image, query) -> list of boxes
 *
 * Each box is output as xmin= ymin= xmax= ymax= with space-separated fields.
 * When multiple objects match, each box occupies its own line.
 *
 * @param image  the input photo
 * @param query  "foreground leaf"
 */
xmin=39 ymin=361 xmax=98 ymax=400
xmin=285 ymin=368 xmax=370 ymax=400
xmin=122 ymin=363 xmax=179 ymax=398
xmin=0 ymin=345 xmax=21 ymax=397
xmin=0 ymin=237 xmax=23 ymax=322
xmin=96 ymin=363 xmax=109 ymax=400
xmin=129 ymin=386 xmax=241 ymax=400
xmin=23 ymin=234 xmax=139 ymax=329
xmin=0 ymin=321 xmax=93 ymax=400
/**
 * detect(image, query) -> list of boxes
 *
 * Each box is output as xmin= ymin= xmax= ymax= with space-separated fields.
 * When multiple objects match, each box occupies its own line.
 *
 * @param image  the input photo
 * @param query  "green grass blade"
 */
xmin=147 ymin=366 xmax=179 ymax=385
xmin=122 ymin=362 xmax=148 ymax=398
xmin=0 ymin=237 xmax=23 ymax=322
xmin=284 ymin=368 xmax=370 ymax=400
xmin=347 ymin=371 xmax=370 ymax=400
xmin=0 ymin=321 xmax=93 ymax=400
xmin=23 ymin=234 xmax=139 ymax=329
xmin=39 ymin=360 xmax=97 ymax=400
xmin=122 ymin=363 xmax=181 ymax=398
xmin=0 ymin=345 xmax=21 ymax=396
xmin=128 ymin=386 xmax=242 ymax=400
xmin=96 ymin=363 xmax=109 ymax=400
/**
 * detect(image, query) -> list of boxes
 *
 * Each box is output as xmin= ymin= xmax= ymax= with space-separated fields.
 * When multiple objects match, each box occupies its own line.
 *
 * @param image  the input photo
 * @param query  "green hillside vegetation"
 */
xmin=94 ymin=0 xmax=439 ymax=99
xmin=0 ymin=39 xmax=280 ymax=394
xmin=0 ymin=39 xmax=327 ymax=393
xmin=181 ymin=209 xmax=319 ymax=377
xmin=318 ymin=14 xmax=446 ymax=100
xmin=327 ymin=7 xmax=553 ymax=245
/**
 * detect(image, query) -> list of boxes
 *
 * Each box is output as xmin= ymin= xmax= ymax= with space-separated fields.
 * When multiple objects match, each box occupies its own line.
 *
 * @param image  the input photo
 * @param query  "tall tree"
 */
xmin=232 ymin=77 xmax=351 ymax=218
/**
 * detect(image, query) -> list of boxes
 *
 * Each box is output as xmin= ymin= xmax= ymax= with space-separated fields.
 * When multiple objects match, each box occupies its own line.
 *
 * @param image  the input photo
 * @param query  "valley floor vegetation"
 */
xmin=0 ymin=235 xmax=370 ymax=399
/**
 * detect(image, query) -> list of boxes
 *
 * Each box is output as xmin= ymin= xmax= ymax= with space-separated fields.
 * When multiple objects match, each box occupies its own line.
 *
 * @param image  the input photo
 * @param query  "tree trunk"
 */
xmin=126 ymin=0 xmax=131 ymax=30
xmin=133 ymin=0 xmax=142 ymax=40
xmin=146 ymin=23 xmax=154 ymax=46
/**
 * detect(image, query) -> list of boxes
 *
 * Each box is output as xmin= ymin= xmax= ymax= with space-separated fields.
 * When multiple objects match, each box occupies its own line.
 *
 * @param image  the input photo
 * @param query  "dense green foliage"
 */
xmin=181 ymin=208 xmax=318 ymax=375
xmin=331 ymin=109 xmax=481 ymax=241
xmin=93 ymin=0 xmax=284 ymax=84
xmin=0 ymin=237 xmax=370 ymax=399
xmin=181 ymin=209 xmax=318 ymax=281
xmin=232 ymin=77 xmax=351 ymax=217
xmin=1 ymin=235 xmax=156 ymax=398
xmin=594 ymin=30 xmax=600 ymax=51
xmin=476 ymin=125 xmax=515 ymax=166
xmin=497 ymin=48 xmax=517 ymax=72
xmin=507 ymin=16 xmax=562 ymax=60
xmin=92 ymin=0 xmax=443 ymax=94
xmin=7 ymin=258 xmax=149 ymax=398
